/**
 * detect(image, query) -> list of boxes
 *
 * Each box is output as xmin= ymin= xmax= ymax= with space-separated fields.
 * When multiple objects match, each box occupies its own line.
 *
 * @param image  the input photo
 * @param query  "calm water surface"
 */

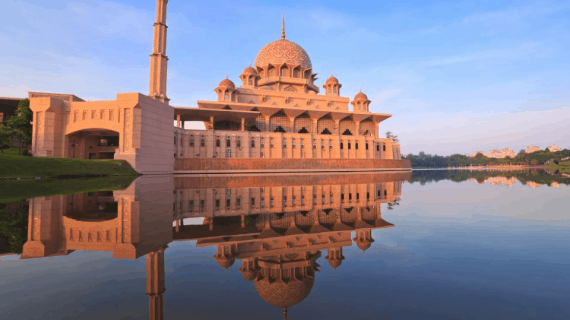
xmin=0 ymin=170 xmax=569 ymax=320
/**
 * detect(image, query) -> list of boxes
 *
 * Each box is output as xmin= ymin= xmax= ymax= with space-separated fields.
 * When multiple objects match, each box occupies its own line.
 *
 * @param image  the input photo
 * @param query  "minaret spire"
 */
xmin=149 ymin=0 xmax=170 ymax=104
xmin=281 ymin=13 xmax=285 ymax=39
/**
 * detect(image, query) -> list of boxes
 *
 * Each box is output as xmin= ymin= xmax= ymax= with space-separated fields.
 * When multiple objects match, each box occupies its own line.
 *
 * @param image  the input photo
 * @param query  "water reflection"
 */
xmin=16 ymin=172 xmax=409 ymax=319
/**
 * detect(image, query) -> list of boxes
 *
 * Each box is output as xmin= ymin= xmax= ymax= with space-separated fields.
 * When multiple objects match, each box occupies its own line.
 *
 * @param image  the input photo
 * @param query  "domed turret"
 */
xmin=325 ymin=247 xmax=345 ymax=269
xmin=215 ymin=255 xmax=236 ymax=269
xmin=323 ymin=73 xmax=341 ymax=96
xmin=215 ymin=75 xmax=237 ymax=102
xmin=239 ymin=258 xmax=259 ymax=282
xmin=353 ymin=229 xmax=374 ymax=254
xmin=240 ymin=65 xmax=260 ymax=88
xmin=351 ymin=90 xmax=371 ymax=112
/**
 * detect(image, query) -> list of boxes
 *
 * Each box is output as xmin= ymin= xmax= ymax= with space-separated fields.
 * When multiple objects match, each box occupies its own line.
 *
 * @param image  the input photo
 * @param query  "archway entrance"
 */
xmin=66 ymin=129 xmax=120 ymax=159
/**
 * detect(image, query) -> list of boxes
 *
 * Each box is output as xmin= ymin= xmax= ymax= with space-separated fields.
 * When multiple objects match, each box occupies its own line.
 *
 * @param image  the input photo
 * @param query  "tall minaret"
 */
xmin=149 ymin=0 xmax=170 ymax=104
xmin=147 ymin=247 xmax=166 ymax=320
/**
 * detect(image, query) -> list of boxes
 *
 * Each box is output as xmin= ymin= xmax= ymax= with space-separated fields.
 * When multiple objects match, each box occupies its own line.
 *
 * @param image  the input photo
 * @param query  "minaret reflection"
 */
xmin=19 ymin=172 xmax=409 ymax=320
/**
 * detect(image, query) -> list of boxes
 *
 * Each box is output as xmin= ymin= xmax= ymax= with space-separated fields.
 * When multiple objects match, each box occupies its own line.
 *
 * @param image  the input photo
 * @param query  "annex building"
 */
xmin=28 ymin=0 xmax=409 ymax=174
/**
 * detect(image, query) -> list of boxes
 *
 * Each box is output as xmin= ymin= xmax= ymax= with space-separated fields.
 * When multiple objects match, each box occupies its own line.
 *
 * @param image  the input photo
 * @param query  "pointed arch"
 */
xmin=339 ymin=116 xmax=356 ymax=136
xmin=294 ymin=112 xmax=312 ymax=134
xmin=359 ymin=117 xmax=375 ymax=136
xmin=317 ymin=114 xmax=335 ymax=135
xmin=269 ymin=110 xmax=290 ymax=132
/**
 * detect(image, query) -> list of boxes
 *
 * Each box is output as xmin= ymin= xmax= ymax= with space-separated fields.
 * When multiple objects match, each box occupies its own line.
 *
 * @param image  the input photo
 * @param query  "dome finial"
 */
xmin=281 ymin=13 xmax=286 ymax=39
xmin=226 ymin=73 xmax=229 ymax=79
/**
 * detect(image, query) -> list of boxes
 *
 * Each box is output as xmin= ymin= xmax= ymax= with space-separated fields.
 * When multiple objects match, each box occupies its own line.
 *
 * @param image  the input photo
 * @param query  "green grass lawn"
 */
xmin=0 ymin=147 xmax=139 ymax=179
xmin=547 ymin=160 xmax=570 ymax=174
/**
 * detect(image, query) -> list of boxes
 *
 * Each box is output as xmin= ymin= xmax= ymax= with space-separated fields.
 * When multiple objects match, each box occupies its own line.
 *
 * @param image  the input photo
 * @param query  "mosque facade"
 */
xmin=28 ymin=0 xmax=409 ymax=174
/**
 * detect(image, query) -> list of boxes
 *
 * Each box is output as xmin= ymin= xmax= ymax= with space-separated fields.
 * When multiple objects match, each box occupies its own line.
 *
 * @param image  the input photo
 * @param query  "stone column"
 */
xmin=176 ymin=114 xmax=181 ymax=128
xmin=241 ymin=118 xmax=245 ymax=131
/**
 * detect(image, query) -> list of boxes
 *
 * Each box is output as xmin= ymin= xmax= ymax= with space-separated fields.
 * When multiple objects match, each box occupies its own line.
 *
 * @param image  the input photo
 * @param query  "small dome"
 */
xmin=242 ymin=66 xmax=257 ymax=75
xmin=241 ymin=269 xmax=258 ymax=282
xmin=355 ymin=239 xmax=372 ymax=251
xmin=354 ymin=91 xmax=368 ymax=101
xmin=326 ymin=75 xmax=339 ymax=85
xmin=215 ymin=256 xmax=236 ymax=269
xmin=327 ymin=258 xmax=343 ymax=269
xmin=218 ymin=78 xmax=235 ymax=89
xmin=255 ymin=276 xmax=315 ymax=308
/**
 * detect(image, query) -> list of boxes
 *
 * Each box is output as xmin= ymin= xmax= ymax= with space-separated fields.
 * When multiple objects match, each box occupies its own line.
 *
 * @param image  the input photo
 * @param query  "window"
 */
xmin=174 ymin=137 xmax=177 ymax=145
xmin=321 ymin=140 xmax=324 ymax=149
xmin=261 ymin=197 xmax=265 ymax=206
xmin=313 ymin=140 xmax=316 ymax=149
xmin=330 ymin=193 xmax=333 ymax=202
xmin=300 ymin=140 xmax=304 ymax=148
xmin=215 ymin=199 xmax=220 ymax=208
xmin=251 ymin=198 xmax=255 ymax=206
xmin=270 ymin=198 xmax=274 ymax=207
xmin=200 ymin=137 xmax=205 ymax=147
xmin=261 ymin=151 xmax=265 ymax=158
xmin=224 ymin=92 xmax=229 ymax=101
xmin=383 ymin=145 xmax=386 ymax=151
xmin=190 ymin=138 xmax=194 ymax=147
xmin=341 ymin=194 xmax=345 ymax=201
xmin=377 ymin=190 xmax=381 ymax=197
xmin=340 ymin=142 xmax=344 ymax=150
xmin=281 ymin=68 xmax=288 ymax=77
xmin=237 ymin=139 xmax=241 ymax=148
xmin=322 ymin=194 xmax=325 ymax=203
xmin=226 ymin=139 xmax=231 ymax=147
xmin=292 ymin=139 xmax=296 ymax=148
xmin=348 ymin=142 xmax=351 ymax=150
xmin=367 ymin=192 xmax=370 ymax=200
xmin=293 ymin=69 xmax=299 ymax=78
xmin=357 ymin=193 xmax=360 ymax=200
xmin=283 ymin=140 xmax=287 ymax=148
xmin=313 ymin=194 xmax=317 ymax=204
xmin=292 ymin=196 xmax=296 ymax=206
xmin=226 ymin=149 xmax=231 ymax=158
xmin=366 ymin=143 xmax=369 ymax=150
xmin=248 ymin=79 xmax=252 ymax=85
xmin=251 ymin=139 xmax=255 ymax=148
xmin=216 ymin=138 xmax=220 ymax=147
xmin=270 ymin=139 xmax=274 ymax=148
xmin=200 ymin=200 xmax=205 ymax=211
xmin=226 ymin=199 xmax=231 ymax=207
xmin=329 ymin=141 xmax=332 ymax=150
xmin=261 ymin=139 xmax=265 ymax=148
xmin=356 ymin=143 xmax=359 ymax=150
xmin=377 ymin=145 xmax=380 ymax=151
xmin=236 ymin=197 xmax=241 ymax=207
xmin=283 ymin=196 xmax=288 ymax=205
xmin=349 ymin=193 xmax=352 ymax=200
xmin=384 ymin=190 xmax=387 ymax=196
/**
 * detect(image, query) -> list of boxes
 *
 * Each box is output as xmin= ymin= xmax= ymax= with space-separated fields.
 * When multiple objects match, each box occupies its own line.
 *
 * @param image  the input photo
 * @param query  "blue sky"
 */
xmin=1 ymin=0 xmax=569 ymax=155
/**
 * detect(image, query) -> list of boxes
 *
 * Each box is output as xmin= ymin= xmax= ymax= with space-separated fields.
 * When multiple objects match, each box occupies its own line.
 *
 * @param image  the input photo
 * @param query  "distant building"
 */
xmin=548 ymin=145 xmax=561 ymax=152
xmin=525 ymin=145 xmax=540 ymax=154
xmin=487 ymin=148 xmax=516 ymax=159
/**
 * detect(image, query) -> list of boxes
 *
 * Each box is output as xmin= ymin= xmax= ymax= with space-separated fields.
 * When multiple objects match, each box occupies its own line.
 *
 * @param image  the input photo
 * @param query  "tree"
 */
xmin=4 ymin=99 xmax=32 ymax=155
xmin=545 ymin=148 xmax=550 ymax=153
xmin=0 ymin=124 xmax=12 ymax=155
xmin=385 ymin=131 xmax=399 ymax=143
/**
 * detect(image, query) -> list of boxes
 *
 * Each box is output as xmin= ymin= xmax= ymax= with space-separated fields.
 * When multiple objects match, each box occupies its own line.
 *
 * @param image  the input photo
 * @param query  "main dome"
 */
xmin=254 ymin=39 xmax=312 ymax=70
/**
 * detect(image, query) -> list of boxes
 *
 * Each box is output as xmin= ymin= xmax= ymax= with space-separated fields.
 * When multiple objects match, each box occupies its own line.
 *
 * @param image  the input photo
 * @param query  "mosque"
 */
xmin=27 ymin=0 xmax=410 ymax=174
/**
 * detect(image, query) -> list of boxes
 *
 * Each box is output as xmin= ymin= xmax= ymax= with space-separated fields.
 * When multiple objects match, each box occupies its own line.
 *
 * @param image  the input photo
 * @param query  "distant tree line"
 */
xmin=403 ymin=149 xmax=570 ymax=168
xmin=408 ymin=169 xmax=570 ymax=186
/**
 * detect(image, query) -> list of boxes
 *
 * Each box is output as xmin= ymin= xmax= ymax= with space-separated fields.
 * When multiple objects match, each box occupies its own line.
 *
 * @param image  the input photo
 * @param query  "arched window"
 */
xmin=224 ymin=92 xmax=229 ymax=101
xmin=226 ymin=138 xmax=231 ymax=147
xmin=293 ymin=69 xmax=299 ymax=78
xmin=216 ymin=138 xmax=220 ymax=147
xmin=281 ymin=67 xmax=288 ymax=77
xmin=248 ymin=78 xmax=252 ymax=85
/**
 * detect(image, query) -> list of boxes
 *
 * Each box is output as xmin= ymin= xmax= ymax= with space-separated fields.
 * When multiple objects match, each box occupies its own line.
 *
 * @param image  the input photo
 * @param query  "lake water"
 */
xmin=0 ymin=169 xmax=569 ymax=320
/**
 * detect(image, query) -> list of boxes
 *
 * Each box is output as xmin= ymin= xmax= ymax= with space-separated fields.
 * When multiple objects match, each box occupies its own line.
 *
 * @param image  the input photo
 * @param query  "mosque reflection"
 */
xmin=20 ymin=172 xmax=410 ymax=319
